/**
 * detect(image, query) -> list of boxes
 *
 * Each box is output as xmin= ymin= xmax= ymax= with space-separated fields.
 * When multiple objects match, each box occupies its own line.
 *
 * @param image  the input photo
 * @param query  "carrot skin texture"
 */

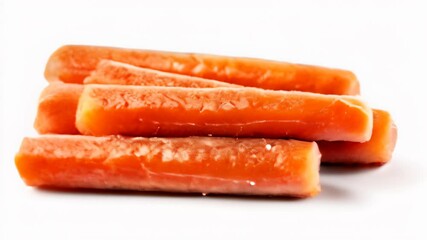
xmin=45 ymin=45 xmax=360 ymax=95
xmin=318 ymin=110 xmax=397 ymax=164
xmin=85 ymin=60 xmax=242 ymax=88
xmin=15 ymin=135 xmax=321 ymax=197
xmin=34 ymin=83 xmax=82 ymax=134
xmin=76 ymin=85 xmax=372 ymax=142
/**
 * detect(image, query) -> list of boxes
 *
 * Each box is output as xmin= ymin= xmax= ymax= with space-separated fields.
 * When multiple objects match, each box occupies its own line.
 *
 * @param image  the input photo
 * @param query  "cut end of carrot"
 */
xmin=341 ymin=69 xmax=359 ymax=95
xmin=44 ymin=48 xmax=62 ymax=82
xmin=333 ymin=69 xmax=360 ymax=95
xmin=75 ymin=87 xmax=107 ymax=136
xmin=44 ymin=46 xmax=75 ymax=82
xmin=34 ymin=83 xmax=83 ymax=134
xmin=45 ymin=45 xmax=105 ymax=83
xmin=311 ymin=95 xmax=373 ymax=142
xmin=347 ymin=71 xmax=361 ymax=95
xmin=300 ymin=141 xmax=322 ymax=197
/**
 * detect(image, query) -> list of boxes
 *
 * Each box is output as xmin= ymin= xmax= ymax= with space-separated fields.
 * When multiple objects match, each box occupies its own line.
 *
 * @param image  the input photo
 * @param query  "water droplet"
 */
xmin=248 ymin=181 xmax=256 ymax=186
xmin=265 ymin=144 xmax=272 ymax=151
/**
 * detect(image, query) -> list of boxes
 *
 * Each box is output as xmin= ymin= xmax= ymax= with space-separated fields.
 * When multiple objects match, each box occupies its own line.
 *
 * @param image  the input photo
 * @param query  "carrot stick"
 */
xmin=318 ymin=110 xmax=397 ymax=164
xmin=34 ymin=83 xmax=82 ymax=134
xmin=85 ymin=60 xmax=241 ymax=88
xmin=76 ymin=85 xmax=372 ymax=142
xmin=15 ymin=135 xmax=321 ymax=197
xmin=45 ymin=45 xmax=360 ymax=95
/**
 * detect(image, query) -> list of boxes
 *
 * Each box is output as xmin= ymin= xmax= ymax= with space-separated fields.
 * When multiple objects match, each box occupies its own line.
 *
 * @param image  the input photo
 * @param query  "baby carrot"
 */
xmin=84 ymin=60 xmax=241 ymax=88
xmin=45 ymin=45 xmax=359 ymax=95
xmin=15 ymin=135 xmax=321 ymax=197
xmin=76 ymin=85 xmax=372 ymax=142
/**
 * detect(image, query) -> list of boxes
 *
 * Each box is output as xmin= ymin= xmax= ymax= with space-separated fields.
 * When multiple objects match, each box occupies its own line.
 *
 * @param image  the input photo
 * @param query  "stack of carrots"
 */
xmin=15 ymin=45 xmax=397 ymax=198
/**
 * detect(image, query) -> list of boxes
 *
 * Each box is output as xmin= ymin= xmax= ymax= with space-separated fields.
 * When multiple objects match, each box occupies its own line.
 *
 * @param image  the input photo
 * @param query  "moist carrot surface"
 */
xmin=76 ymin=85 xmax=373 ymax=141
xmin=319 ymin=110 xmax=397 ymax=164
xmin=45 ymin=45 xmax=360 ymax=95
xmin=85 ymin=60 xmax=241 ymax=88
xmin=15 ymin=135 xmax=321 ymax=197
xmin=34 ymin=82 xmax=82 ymax=134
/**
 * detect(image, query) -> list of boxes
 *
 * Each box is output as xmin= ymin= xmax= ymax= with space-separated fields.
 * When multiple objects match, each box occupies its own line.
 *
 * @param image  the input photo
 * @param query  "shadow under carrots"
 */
xmin=320 ymin=164 xmax=382 ymax=175
xmin=34 ymin=187 xmax=307 ymax=202
xmin=317 ymin=183 xmax=354 ymax=201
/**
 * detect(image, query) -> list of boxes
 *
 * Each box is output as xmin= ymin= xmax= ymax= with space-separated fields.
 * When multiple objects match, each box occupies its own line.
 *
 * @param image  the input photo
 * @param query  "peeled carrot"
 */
xmin=85 ymin=60 xmax=241 ymax=88
xmin=34 ymin=83 xmax=82 ymax=134
xmin=76 ymin=85 xmax=372 ymax=142
xmin=45 ymin=45 xmax=360 ymax=95
xmin=319 ymin=110 xmax=397 ymax=164
xmin=15 ymin=135 xmax=321 ymax=197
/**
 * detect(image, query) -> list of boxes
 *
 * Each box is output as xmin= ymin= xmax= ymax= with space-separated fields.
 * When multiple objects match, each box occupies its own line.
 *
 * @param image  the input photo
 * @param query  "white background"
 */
xmin=1 ymin=0 xmax=426 ymax=239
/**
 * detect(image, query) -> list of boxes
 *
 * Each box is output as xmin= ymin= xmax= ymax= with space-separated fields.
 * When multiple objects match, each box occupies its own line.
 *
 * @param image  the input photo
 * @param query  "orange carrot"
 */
xmin=45 ymin=45 xmax=360 ymax=95
xmin=15 ymin=135 xmax=321 ymax=197
xmin=34 ymin=83 xmax=82 ymax=134
xmin=76 ymin=85 xmax=372 ymax=141
xmin=85 ymin=60 xmax=241 ymax=88
xmin=319 ymin=110 xmax=397 ymax=164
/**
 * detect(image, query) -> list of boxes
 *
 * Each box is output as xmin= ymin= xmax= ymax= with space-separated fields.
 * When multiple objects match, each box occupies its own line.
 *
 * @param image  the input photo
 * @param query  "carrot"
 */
xmin=85 ymin=60 xmax=241 ymax=88
xmin=45 ymin=45 xmax=360 ymax=95
xmin=34 ymin=83 xmax=82 ymax=134
xmin=15 ymin=135 xmax=321 ymax=197
xmin=76 ymin=85 xmax=372 ymax=142
xmin=319 ymin=110 xmax=397 ymax=164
